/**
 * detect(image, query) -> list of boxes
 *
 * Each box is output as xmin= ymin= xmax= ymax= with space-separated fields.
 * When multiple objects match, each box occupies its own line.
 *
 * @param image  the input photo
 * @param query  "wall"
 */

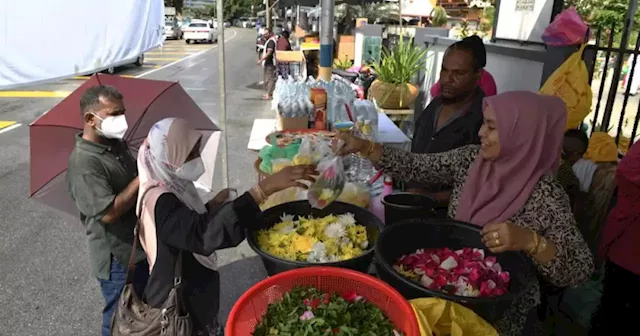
xmin=414 ymin=35 xmax=546 ymax=120
xmin=422 ymin=37 xmax=544 ymax=97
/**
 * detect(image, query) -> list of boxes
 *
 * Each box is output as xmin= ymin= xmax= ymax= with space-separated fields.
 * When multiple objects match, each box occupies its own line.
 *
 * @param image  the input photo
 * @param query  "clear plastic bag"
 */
xmin=260 ymin=186 xmax=308 ymax=210
xmin=308 ymin=156 xmax=346 ymax=209
xmin=337 ymin=182 xmax=371 ymax=208
xmin=292 ymin=136 xmax=314 ymax=165
xmin=271 ymin=158 xmax=292 ymax=173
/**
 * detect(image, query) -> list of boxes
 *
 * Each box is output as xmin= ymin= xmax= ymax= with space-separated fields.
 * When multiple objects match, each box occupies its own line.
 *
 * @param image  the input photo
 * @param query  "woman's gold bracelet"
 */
xmin=535 ymin=237 xmax=548 ymax=256
xmin=527 ymin=231 xmax=540 ymax=255
xmin=252 ymin=184 xmax=267 ymax=203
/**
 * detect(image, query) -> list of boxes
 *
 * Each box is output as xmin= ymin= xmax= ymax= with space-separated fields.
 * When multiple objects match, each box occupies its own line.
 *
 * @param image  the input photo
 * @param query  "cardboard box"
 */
xmin=337 ymin=35 xmax=355 ymax=62
xmin=275 ymin=50 xmax=306 ymax=63
xmin=276 ymin=111 xmax=309 ymax=131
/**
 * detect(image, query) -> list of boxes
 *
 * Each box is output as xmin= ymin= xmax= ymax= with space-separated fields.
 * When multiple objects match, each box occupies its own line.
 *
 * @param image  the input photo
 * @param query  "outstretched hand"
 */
xmin=260 ymin=165 xmax=317 ymax=196
xmin=332 ymin=132 xmax=368 ymax=156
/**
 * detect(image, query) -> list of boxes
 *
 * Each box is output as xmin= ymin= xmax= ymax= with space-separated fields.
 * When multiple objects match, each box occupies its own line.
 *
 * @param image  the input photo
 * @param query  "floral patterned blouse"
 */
xmin=376 ymin=145 xmax=594 ymax=335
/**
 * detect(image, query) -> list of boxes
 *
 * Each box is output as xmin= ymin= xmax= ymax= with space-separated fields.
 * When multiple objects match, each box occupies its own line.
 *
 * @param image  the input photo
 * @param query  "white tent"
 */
xmin=0 ymin=0 xmax=164 ymax=90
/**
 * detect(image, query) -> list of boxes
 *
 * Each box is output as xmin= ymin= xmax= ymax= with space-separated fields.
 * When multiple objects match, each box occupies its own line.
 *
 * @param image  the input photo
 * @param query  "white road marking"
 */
xmin=136 ymin=30 xmax=238 ymax=78
xmin=0 ymin=123 xmax=22 ymax=135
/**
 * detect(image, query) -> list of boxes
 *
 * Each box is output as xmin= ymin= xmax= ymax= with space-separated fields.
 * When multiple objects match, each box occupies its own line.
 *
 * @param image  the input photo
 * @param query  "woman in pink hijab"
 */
xmin=336 ymin=91 xmax=593 ymax=335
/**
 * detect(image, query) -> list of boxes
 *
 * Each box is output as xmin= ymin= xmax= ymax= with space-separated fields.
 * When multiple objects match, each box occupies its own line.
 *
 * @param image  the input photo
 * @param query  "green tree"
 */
xmin=566 ymin=0 xmax=639 ymax=48
xmin=476 ymin=5 xmax=495 ymax=35
xmin=566 ymin=0 xmax=638 ymax=31
xmin=164 ymin=0 xmax=184 ymax=14
xmin=183 ymin=0 xmax=252 ymax=21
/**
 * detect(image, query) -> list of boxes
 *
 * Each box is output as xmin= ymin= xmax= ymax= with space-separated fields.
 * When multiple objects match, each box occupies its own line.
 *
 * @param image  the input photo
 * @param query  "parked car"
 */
xmin=183 ymin=20 xmax=218 ymax=44
xmin=164 ymin=20 xmax=183 ymax=40
xmin=242 ymin=17 xmax=257 ymax=28
xmin=236 ymin=17 xmax=248 ymax=27
xmin=98 ymin=54 xmax=144 ymax=75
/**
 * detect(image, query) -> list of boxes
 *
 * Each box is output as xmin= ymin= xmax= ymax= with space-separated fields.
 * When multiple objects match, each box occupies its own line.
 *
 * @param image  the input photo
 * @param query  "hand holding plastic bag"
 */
xmin=308 ymin=155 xmax=346 ymax=209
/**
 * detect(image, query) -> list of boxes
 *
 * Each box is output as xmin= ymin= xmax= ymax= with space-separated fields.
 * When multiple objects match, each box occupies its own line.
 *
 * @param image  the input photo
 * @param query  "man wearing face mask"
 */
xmin=66 ymin=85 xmax=149 ymax=336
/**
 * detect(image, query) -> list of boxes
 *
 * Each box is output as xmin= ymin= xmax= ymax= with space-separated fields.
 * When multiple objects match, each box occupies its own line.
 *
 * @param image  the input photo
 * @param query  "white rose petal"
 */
xmin=440 ymin=256 xmax=458 ymax=270
xmin=420 ymin=275 xmax=434 ymax=287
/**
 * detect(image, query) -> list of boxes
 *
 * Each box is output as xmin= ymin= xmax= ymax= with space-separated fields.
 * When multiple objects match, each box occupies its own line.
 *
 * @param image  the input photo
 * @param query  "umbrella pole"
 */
xmin=217 ymin=0 xmax=229 ymax=189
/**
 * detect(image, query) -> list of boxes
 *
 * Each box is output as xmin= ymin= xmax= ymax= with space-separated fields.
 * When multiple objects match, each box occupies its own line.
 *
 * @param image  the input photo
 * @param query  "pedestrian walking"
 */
xmin=66 ymin=85 xmax=149 ymax=336
xmin=258 ymin=28 xmax=278 ymax=100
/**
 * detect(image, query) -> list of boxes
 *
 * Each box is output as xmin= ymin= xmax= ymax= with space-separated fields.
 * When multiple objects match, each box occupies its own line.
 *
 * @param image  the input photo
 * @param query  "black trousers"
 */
xmin=589 ymin=261 xmax=640 ymax=335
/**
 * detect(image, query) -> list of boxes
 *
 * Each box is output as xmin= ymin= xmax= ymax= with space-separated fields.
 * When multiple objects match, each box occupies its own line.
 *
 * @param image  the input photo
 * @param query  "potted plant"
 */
xmin=369 ymin=38 xmax=428 ymax=109
xmin=431 ymin=5 xmax=448 ymax=27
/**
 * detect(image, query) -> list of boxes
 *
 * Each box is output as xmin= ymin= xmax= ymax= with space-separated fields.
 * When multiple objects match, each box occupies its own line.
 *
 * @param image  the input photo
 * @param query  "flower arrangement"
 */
xmin=252 ymin=287 xmax=402 ymax=336
xmin=256 ymin=213 xmax=369 ymax=263
xmin=394 ymin=247 xmax=510 ymax=297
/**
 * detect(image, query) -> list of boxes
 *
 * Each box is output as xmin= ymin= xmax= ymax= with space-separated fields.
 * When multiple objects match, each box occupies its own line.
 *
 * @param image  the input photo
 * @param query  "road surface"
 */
xmin=0 ymin=28 xmax=269 ymax=336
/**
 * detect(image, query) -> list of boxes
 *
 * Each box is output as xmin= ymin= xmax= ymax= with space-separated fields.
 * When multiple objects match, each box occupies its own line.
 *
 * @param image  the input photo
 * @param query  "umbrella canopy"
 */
xmin=29 ymin=74 xmax=219 ymax=216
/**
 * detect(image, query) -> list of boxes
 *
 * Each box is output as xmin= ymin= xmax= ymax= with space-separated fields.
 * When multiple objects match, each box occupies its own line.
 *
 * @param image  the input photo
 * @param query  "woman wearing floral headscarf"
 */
xmin=136 ymin=118 xmax=315 ymax=335
xmin=336 ymin=91 xmax=593 ymax=335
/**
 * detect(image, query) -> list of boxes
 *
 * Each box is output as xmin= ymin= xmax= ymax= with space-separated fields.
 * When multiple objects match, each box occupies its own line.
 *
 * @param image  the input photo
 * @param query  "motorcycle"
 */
xmin=331 ymin=67 xmax=378 ymax=99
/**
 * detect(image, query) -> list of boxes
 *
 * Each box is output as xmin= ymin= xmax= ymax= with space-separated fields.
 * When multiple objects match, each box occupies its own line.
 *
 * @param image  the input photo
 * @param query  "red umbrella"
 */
xmin=30 ymin=74 xmax=219 ymax=216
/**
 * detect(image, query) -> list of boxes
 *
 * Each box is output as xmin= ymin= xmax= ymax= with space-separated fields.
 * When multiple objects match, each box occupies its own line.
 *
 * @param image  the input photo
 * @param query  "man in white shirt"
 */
xmin=563 ymin=129 xmax=598 ymax=192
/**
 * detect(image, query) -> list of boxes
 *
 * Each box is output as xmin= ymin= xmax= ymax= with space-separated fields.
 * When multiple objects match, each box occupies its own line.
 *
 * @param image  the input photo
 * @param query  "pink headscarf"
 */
xmin=455 ymin=91 xmax=567 ymax=226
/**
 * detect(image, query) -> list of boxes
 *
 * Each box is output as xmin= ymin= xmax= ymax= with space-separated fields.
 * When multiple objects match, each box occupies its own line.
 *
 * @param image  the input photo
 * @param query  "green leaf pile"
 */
xmin=252 ymin=287 xmax=402 ymax=336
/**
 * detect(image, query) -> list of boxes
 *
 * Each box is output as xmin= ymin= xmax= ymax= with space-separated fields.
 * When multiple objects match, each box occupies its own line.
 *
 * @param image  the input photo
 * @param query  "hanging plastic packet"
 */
xmin=308 ymin=139 xmax=346 ymax=209
xmin=312 ymin=136 xmax=332 ymax=163
xmin=293 ymin=136 xmax=314 ymax=165
xmin=308 ymin=156 xmax=346 ymax=209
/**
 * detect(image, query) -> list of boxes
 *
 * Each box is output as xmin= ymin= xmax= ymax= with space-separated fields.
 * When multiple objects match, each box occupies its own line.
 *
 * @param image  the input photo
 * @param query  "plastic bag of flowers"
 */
xmin=292 ymin=136 xmax=314 ymax=165
xmin=308 ymin=155 xmax=346 ymax=209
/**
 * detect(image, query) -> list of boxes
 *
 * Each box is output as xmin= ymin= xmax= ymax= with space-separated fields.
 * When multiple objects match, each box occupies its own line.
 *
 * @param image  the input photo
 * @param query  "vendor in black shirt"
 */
xmin=136 ymin=118 xmax=316 ymax=335
xmin=407 ymin=36 xmax=487 ymax=215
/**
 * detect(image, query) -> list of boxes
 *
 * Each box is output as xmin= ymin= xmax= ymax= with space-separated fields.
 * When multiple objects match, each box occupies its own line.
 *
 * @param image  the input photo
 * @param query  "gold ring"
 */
xmin=495 ymin=239 xmax=500 ymax=246
xmin=493 ymin=232 xmax=499 ymax=239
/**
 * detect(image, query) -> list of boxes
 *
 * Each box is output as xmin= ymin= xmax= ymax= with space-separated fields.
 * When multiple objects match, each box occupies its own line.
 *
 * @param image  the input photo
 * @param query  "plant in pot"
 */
xmin=369 ymin=39 xmax=428 ymax=109
xmin=431 ymin=5 xmax=448 ymax=27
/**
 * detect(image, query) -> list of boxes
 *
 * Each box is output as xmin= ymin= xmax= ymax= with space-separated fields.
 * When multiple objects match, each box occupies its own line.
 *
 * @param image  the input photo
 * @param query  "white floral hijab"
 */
xmin=137 ymin=118 xmax=217 ymax=271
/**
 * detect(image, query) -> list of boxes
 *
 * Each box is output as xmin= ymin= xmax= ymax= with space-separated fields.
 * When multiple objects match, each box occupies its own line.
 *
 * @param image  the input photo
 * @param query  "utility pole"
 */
xmin=319 ymin=0 xmax=335 ymax=81
xmin=266 ymin=0 xmax=272 ymax=29
xmin=217 ymin=0 xmax=228 ymax=188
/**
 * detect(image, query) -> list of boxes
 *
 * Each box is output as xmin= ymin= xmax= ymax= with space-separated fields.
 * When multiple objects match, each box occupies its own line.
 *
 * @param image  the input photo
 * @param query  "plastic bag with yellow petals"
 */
xmin=584 ymin=132 xmax=620 ymax=163
xmin=539 ymin=44 xmax=592 ymax=130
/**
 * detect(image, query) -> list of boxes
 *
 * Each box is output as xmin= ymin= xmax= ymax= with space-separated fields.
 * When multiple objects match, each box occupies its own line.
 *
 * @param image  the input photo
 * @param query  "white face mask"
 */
xmin=175 ymin=157 xmax=205 ymax=181
xmin=93 ymin=114 xmax=128 ymax=140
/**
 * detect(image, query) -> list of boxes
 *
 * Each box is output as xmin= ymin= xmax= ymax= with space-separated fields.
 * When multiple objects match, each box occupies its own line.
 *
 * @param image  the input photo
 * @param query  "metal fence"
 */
xmin=583 ymin=0 xmax=640 ymax=151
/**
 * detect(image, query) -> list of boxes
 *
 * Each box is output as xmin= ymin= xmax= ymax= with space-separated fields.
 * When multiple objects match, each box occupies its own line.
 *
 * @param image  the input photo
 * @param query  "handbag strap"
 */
xmin=126 ymin=186 xmax=183 ymax=286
